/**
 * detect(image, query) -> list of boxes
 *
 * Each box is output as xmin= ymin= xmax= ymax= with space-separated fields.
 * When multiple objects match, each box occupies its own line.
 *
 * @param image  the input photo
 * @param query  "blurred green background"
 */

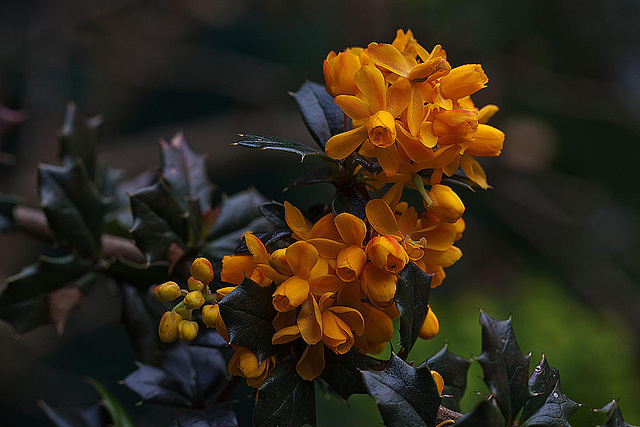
xmin=1 ymin=0 xmax=639 ymax=425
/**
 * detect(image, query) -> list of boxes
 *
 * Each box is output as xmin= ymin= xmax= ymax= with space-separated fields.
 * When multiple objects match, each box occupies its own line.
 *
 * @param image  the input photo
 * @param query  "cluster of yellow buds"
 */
xmin=218 ymin=198 xmax=462 ymax=382
xmin=323 ymin=29 xmax=505 ymax=210
xmin=154 ymin=257 xmax=226 ymax=343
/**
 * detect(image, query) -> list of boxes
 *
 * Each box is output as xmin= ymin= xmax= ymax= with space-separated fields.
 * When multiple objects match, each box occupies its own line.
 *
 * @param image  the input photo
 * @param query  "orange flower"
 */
xmin=425 ymin=184 xmax=465 ymax=223
xmin=366 ymin=235 xmax=409 ymax=274
xmin=323 ymin=47 xmax=370 ymax=97
xmin=334 ymin=213 xmax=368 ymax=282
xmin=419 ymin=305 xmax=439 ymax=339
xmin=439 ymin=64 xmax=488 ymax=101
xmin=228 ymin=346 xmax=277 ymax=388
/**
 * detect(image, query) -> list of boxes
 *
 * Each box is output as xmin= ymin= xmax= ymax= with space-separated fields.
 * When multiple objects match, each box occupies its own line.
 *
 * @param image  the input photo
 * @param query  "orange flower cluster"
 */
xmin=216 ymin=198 xmax=463 ymax=383
xmin=323 ymin=29 xmax=504 ymax=193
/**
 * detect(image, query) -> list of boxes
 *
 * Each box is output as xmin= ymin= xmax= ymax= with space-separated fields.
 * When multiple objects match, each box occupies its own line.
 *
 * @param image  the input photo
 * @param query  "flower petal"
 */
xmin=375 ymin=144 xmax=400 ymax=177
xmin=284 ymin=201 xmax=310 ymax=240
xmin=366 ymin=199 xmax=400 ymax=236
xmin=422 ymin=246 xmax=462 ymax=267
xmin=336 ymin=246 xmax=367 ymax=282
xmin=396 ymin=123 xmax=434 ymax=163
xmin=272 ymin=324 xmax=301 ymax=344
xmin=386 ymin=77 xmax=411 ymax=117
xmin=335 ymin=95 xmax=370 ymax=121
xmin=296 ymin=343 xmax=325 ymax=381
xmin=325 ymin=126 xmax=368 ymax=160
xmin=354 ymin=64 xmax=387 ymax=112
xmin=244 ymin=232 xmax=270 ymax=264
xmin=297 ymin=293 xmax=322 ymax=345
xmin=407 ymin=84 xmax=424 ymax=135
xmin=459 ymin=155 xmax=488 ymax=189
xmin=306 ymin=238 xmax=347 ymax=259
xmin=367 ymin=42 xmax=413 ymax=77
xmin=221 ymin=255 xmax=256 ymax=285
xmin=308 ymin=274 xmax=345 ymax=296
xmin=272 ymin=277 xmax=310 ymax=312
xmin=334 ymin=213 xmax=367 ymax=246
xmin=329 ymin=306 xmax=365 ymax=336
xmin=308 ymin=213 xmax=341 ymax=240
xmin=286 ymin=241 xmax=319 ymax=279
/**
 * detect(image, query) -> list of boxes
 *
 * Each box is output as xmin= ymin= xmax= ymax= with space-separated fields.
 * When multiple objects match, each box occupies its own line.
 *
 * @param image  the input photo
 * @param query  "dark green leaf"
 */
xmin=57 ymin=102 xmax=100 ymax=178
xmin=520 ymin=377 xmax=580 ymax=427
xmin=476 ymin=310 xmax=531 ymax=425
xmin=521 ymin=354 xmax=559 ymax=420
xmin=594 ymin=399 xmax=637 ymax=427
xmin=259 ymin=201 xmax=287 ymax=228
xmin=39 ymin=399 xmax=104 ymax=427
xmin=207 ymin=188 xmax=268 ymax=240
xmin=291 ymin=81 xmax=345 ymax=149
xmin=254 ymin=358 xmax=316 ymax=427
xmin=0 ymin=193 xmax=18 ymax=232
xmin=455 ymin=399 xmax=505 ymax=427
xmin=106 ymin=257 xmax=170 ymax=292
xmin=0 ymin=254 xmax=93 ymax=333
xmin=362 ymin=352 xmax=441 ymax=427
xmin=177 ymin=403 xmax=238 ymax=427
xmin=123 ymin=344 xmax=228 ymax=407
xmin=129 ymin=180 xmax=188 ymax=263
xmin=331 ymin=190 xmax=366 ymax=219
xmin=93 ymin=157 xmax=122 ymax=199
xmin=426 ymin=344 xmax=472 ymax=412
xmin=233 ymin=134 xmax=327 ymax=162
xmin=284 ymin=166 xmax=334 ymax=191
xmin=160 ymin=132 xmax=214 ymax=212
xmin=87 ymin=378 xmax=135 ymax=427
xmin=395 ymin=263 xmax=432 ymax=356
xmin=201 ymin=217 xmax=273 ymax=261
xmin=39 ymin=161 xmax=110 ymax=256
xmin=120 ymin=283 xmax=162 ymax=365
xmin=218 ymin=277 xmax=278 ymax=363
xmin=321 ymin=348 xmax=387 ymax=401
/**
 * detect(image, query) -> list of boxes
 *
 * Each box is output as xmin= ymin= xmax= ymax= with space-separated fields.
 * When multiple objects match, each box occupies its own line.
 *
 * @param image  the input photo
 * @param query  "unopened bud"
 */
xmin=202 ymin=304 xmax=220 ymax=328
xmin=269 ymin=249 xmax=293 ymax=276
xmin=184 ymin=290 xmax=205 ymax=309
xmin=191 ymin=257 xmax=214 ymax=284
xmin=178 ymin=320 xmax=199 ymax=341
xmin=431 ymin=370 xmax=444 ymax=395
xmin=426 ymin=184 xmax=465 ymax=223
xmin=158 ymin=311 xmax=182 ymax=343
xmin=419 ymin=306 xmax=439 ymax=339
xmin=153 ymin=281 xmax=182 ymax=301
xmin=187 ymin=277 xmax=205 ymax=292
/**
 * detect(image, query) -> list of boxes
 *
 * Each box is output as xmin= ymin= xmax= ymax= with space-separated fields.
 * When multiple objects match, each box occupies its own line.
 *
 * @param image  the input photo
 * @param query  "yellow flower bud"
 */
xmin=158 ymin=311 xmax=182 ymax=343
xmin=419 ymin=306 xmax=439 ymax=340
xmin=178 ymin=320 xmax=199 ymax=341
xmin=187 ymin=277 xmax=205 ymax=292
xmin=432 ymin=110 xmax=478 ymax=145
xmin=184 ymin=290 xmax=205 ymax=310
xmin=269 ymin=248 xmax=293 ymax=276
xmin=366 ymin=235 xmax=409 ymax=274
xmin=153 ymin=281 xmax=182 ymax=301
xmin=336 ymin=246 xmax=367 ymax=282
xmin=439 ymin=64 xmax=488 ymax=100
xmin=431 ymin=370 xmax=444 ymax=395
xmin=190 ymin=257 xmax=214 ymax=284
xmin=202 ymin=304 xmax=219 ymax=328
xmin=426 ymin=184 xmax=465 ymax=223
xmin=228 ymin=347 xmax=277 ymax=388
xmin=465 ymin=124 xmax=505 ymax=157
xmin=323 ymin=48 xmax=368 ymax=97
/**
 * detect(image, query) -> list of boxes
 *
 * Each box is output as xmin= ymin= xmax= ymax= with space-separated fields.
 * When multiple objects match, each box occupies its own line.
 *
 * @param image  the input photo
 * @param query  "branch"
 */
xmin=437 ymin=405 xmax=463 ymax=424
xmin=13 ymin=205 xmax=145 ymax=264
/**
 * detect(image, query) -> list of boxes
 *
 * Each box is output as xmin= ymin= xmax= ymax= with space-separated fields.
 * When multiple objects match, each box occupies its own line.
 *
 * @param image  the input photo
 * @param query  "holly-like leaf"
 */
xmin=106 ymin=257 xmax=170 ymax=292
xmin=259 ymin=201 xmax=287 ymax=228
xmin=129 ymin=180 xmax=188 ymax=263
xmin=0 ymin=254 xmax=94 ymax=334
xmin=160 ymin=132 xmax=214 ymax=213
xmin=201 ymin=217 xmax=273 ymax=261
xmin=331 ymin=189 xmax=366 ymax=219
xmin=321 ymin=348 xmax=387 ymax=401
xmin=233 ymin=134 xmax=327 ymax=162
xmin=476 ymin=310 xmax=531 ymax=425
xmin=254 ymin=358 xmax=316 ymax=427
xmin=207 ymin=188 xmax=268 ymax=240
xmin=123 ymin=344 xmax=228 ymax=407
xmin=57 ymin=102 xmax=100 ymax=178
xmin=177 ymin=403 xmax=238 ymax=427
xmin=362 ymin=352 xmax=441 ymax=427
xmin=284 ymin=165 xmax=334 ymax=191
xmin=39 ymin=161 xmax=110 ymax=256
xmin=0 ymin=192 xmax=18 ymax=232
xmin=426 ymin=344 xmax=472 ymax=412
xmin=395 ymin=262 xmax=432 ymax=356
xmin=454 ymin=398 xmax=505 ymax=427
xmin=120 ymin=283 xmax=163 ymax=365
xmin=594 ymin=398 xmax=637 ymax=427
xmin=520 ymin=377 xmax=580 ymax=427
xmin=218 ymin=277 xmax=278 ymax=363
xmin=521 ymin=354 xmax=559 ymax=420
xmin=87 ymin=378 xmax=135 ymax=427
xmin=291 ymin=81 xmax=345 ymax=149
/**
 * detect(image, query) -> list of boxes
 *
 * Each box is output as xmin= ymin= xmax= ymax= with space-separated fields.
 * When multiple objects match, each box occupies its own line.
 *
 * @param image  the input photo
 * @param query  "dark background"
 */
xmin=1 ymin=0 xmax=639 ymax=425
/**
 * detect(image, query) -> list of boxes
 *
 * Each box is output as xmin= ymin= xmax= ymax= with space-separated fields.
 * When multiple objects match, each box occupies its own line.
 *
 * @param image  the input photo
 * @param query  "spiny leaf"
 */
xmin=291 ymin=81 xmax=345 ymax=149
xmin=38 ymin=161 xmax=110 ymax=257
xmin=476 ymin=310 xmax=531 ymax=425
xmin=426 ymin=344 xmax=472 ymax=412
xmin=259 ymin=201 xmax=287 ymax=228
xmin=521 ymin=353 xmax=559 ymax=420
xmin=520 ymin=377 xmax=580 ymax=427
xmin=321 ymin=348 xmax=387 ymax=401
xmin=594 ymin=398 xmax=637 ymax=427
xmin=57 ymin=102 xmax=100 ymax=178
xmin=331 ymin=189 xmax=366 ymax=220
xmin=119 ymin=283 xmax=164 ymax=365
xmin=395 ymin=263 xmax=432 ymax=356
xmin=254 ymin=358 xmax=316 ymax=427
xmin=233 ymin=134 xmax=328 ymax=162
xmin=129 ymin=180 xmax=188 ymax=263
xmin=284 ymin=165 xmax=334 ymax=191
xmin=0 ymin=254 xmax=94 ymax=334
xmin=87 ymin=378 xmax=135 ymax=427
xmin=454 ymin=398 xmax=505 ymax=427
xmin=362 ymin=352 xmax=441 ymax=427
xmin=207 ymin=188 xmax=268 ymax=241
xmin=106 ymin=257 xmax=170 ymax=292
xmin=218 ymin=277 xmax=278 ymax=363
xmin=160 ymin=132 xmax=214 ymax=212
